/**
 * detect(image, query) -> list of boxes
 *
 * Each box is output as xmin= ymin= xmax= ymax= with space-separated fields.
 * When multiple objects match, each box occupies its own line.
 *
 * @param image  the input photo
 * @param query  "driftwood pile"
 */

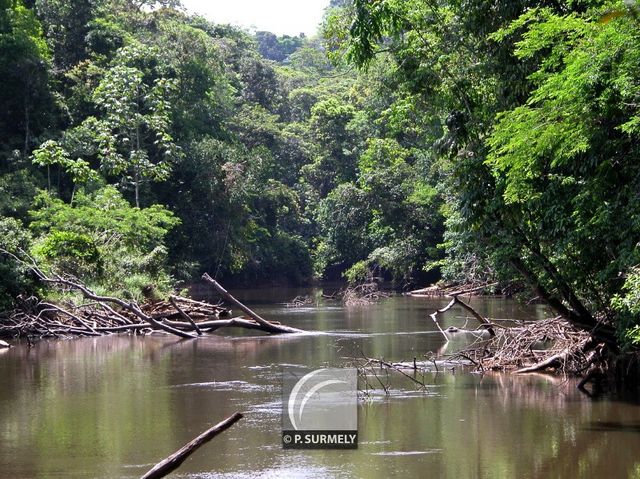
xmin=0 ymin=266 xmax=303 ymax=340
xmin=0 ymin=295 xmax=231 ymax=339
xmin=322 ymin=282 xmax=390 ymax=307
xmin=450 ymin=316 xmax=593 ymax=374
xmin=424 ymin=283 xmax=610 ymax=391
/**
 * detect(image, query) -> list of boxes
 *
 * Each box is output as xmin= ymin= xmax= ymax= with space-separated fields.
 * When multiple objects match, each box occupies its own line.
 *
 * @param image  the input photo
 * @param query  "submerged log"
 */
xmin=141 ymin=412 xmax=243 ymax=479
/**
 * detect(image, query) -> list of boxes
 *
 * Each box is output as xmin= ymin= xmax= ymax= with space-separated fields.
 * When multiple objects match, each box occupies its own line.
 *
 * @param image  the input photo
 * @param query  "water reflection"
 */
xmin=0 ymin=295 xmax=638 ymax=478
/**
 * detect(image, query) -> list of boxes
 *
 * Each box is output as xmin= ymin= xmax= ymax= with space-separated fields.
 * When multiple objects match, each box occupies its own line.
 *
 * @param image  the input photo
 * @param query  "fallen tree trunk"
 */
xmin=167 ymin=317 xmax=288 ymax=333
xmin=514 ymin=350 xmax=569 ymax=374
xmin=89 ymin=317 xmax=295 ymax=335
xmin=407 ymin=285 xmax=444 ymax=296
xmin=141 ymin=412 xmax=243 ymax=479
xmin=408 ymin=282 xmax=498 ymax=297
xmin=202 ymin=273 xmax=303 ymax=334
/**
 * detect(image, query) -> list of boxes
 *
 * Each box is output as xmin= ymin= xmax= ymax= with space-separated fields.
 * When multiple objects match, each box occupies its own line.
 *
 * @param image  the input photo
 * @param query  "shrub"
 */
xmin=29 ymin=187 xmax=179 ymax=299
xmin=34 ymin=231 xmax=102 ymax=278
xmin=612 ymin=267 xmax=640 ymax=349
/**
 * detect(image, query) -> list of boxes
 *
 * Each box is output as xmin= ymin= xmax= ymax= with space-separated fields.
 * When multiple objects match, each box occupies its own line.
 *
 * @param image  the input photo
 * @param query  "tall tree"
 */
xmin=92 ymin=44 xmax=180 ymax=207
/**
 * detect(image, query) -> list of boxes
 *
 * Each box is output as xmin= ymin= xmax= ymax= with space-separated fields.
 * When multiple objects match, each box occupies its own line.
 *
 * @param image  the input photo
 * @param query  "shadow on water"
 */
xmin=584 ymin=421 xmax=640 ymax=433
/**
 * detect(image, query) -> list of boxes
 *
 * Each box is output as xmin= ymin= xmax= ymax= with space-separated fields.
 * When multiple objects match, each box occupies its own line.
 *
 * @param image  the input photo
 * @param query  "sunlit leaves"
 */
xmin=32 ymin=184 xmax=176 ymax=237
xmin=484 ymin=6 xmax=640 ymax=337
xmin=91 ymin=44 xmax=180 ymax=202
xmin=29 ymin=186 xmax=179 ymax=296
xmin=488 ymin=11 xmax=640 ymax=205
xmin=31 ymin=140 xmax=99 ymax=185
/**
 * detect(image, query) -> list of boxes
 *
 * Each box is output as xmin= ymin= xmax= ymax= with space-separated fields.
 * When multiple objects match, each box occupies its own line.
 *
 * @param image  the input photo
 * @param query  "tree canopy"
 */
xmin=1 ymin=0 xmax=639 ymax=348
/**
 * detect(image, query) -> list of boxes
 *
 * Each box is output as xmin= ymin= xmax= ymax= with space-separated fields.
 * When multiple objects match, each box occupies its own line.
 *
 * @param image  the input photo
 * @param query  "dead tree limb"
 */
xmin=447 ymin=283 xmax=498 ymax=296
xmin=90 ymin=317 xmax=292 ymax=334
xmin=430 ymin=299 xmax=455 ymax=341
xmin=141 ymin=412 xmax=243 ymax=479
xmin=170 ymin=296 xmax=228 ymax=313
xmin=166 ymin=317 xmax=285 ymax=333
xmin=99 ymin=303 xmax=134 ymax=325
xmin=169 ymin=296 xmax=202 ymax=336
xmin=370 ymin=358 xmax=427 ymax=389
xmin=40 ymin=302 xmax=98 ymax=335
xmin=202 ymin=273 xmax=303 ymax=334
xmin=95 ymin=324 xmax=148 ymax=333
xmin=409 ymin=282 xmax=498 ymax=297
xmin=449 ymin=293 xmax=495 ymax=337
xmin=427 ymin=283 xmax=496 ymax=340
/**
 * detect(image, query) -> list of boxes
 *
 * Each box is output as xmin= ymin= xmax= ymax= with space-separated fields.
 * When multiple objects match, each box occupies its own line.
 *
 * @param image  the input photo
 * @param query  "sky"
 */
xmin=180 ymin=0 xmax=331 ymax=37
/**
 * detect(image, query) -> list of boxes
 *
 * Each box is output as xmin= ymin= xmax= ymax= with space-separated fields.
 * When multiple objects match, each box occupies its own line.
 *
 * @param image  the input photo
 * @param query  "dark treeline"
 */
xmin=1 ymin=0 xmax=640 ymax=352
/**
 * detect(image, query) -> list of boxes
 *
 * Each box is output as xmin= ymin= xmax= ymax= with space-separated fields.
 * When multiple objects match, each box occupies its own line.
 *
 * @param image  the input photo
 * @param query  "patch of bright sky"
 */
xmin=180 ymin=0 xmax=330 ymax=37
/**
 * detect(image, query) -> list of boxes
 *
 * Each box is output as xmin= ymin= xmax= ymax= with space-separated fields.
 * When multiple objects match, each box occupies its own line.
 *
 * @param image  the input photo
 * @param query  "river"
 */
xmin=1 ymin=290 xmax=639 ymax=478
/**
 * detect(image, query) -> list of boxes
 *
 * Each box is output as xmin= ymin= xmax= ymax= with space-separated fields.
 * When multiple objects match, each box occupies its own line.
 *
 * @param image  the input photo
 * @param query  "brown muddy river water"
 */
xmin=1 ymin=291 xmax=640 ymax=478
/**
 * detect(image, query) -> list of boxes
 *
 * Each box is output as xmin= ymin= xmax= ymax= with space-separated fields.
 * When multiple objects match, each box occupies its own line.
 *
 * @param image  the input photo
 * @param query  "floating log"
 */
xmin=141 ymin=412 xmax=243 ymax=479
xmin=407 ymin=285 xmax=444 ymax=296
xmin=408 ymin=282 xmax=498 ymax=298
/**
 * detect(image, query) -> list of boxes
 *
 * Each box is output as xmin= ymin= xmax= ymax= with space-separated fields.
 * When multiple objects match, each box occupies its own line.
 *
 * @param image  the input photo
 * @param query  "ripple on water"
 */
xmin=193 ymin=464 xmax=352 ymax=479
xmin=245 ymin=400 xmax=282 ymax=417
xmin=370 ymin=450 xmax=442 ymax=456
xmin=246 ymin=363 xmax=308 ymax=370
xmin=167 ymin=380 xmax=274 ymax=393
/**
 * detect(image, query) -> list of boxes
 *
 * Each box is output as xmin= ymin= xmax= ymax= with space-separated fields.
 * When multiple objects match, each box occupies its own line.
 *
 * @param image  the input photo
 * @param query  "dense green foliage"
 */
xmin=332 ymin=0 xmax=640 ymax=346
xmin=0 ymin=0 xmax=639 ymax=349
xmin=30 ymin=186 xmax=179 ymax=298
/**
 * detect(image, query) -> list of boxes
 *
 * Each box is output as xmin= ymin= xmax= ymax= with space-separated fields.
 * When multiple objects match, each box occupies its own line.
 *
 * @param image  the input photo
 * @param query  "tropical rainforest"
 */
xmin=1 ymin=0 xmax=640 ymax=354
